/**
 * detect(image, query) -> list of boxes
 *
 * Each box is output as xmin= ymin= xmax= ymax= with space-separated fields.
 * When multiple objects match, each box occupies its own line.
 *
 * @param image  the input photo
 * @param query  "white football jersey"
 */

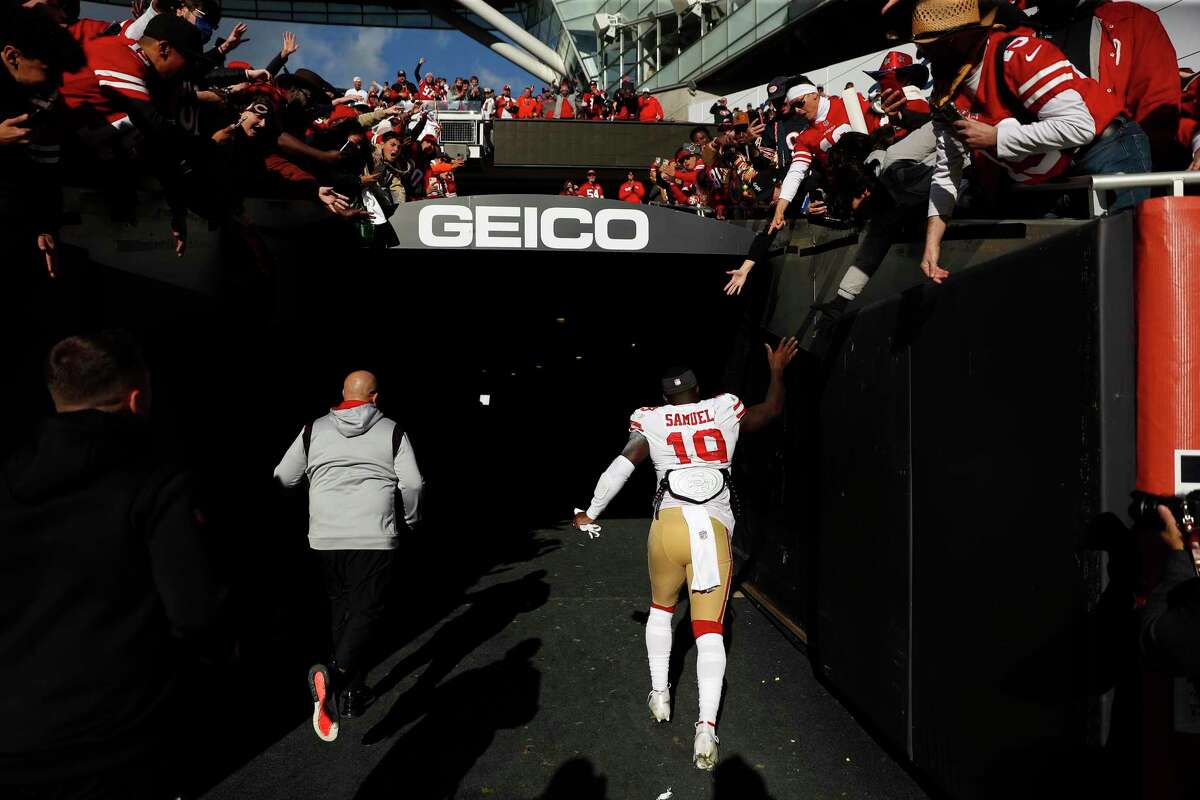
xmin=629 ymin=393 xmax=745 ymax=531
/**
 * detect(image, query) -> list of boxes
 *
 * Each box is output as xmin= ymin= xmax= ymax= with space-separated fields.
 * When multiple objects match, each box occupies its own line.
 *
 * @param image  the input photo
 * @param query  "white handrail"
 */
xmin=1015 ymin=170 xmax=1200 ymax=217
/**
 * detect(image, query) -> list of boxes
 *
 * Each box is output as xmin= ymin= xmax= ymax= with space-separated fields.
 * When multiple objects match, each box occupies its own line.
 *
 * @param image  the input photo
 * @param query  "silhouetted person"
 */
xmin=274 ymin=370 xmax=423 ymax=741
xmin=0 ymin=331 xmax=225 ymax=799
xmin=1141 ymin=506 xmax=1200 ymax=674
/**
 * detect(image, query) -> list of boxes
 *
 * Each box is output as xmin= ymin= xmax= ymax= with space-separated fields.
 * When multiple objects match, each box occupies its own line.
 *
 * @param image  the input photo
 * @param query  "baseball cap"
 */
xmin=143 ymin=14 xmax=204 ymax=61
xmin=865 ymin=51 xmax=929 ymax=85
xmin=277 ymin=68 xmax=337 ymax=97
xmin=766 ymin=75 xmax=797 ymax=101
xmin=586 ymin=168 xmax=596 ymax=175
xmin=661 ymin=367 xmax=697 ymax=396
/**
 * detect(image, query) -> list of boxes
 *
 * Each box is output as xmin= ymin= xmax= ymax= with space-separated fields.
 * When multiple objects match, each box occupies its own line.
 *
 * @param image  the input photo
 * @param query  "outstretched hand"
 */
xmin=765 ymin=336 xmax=799 ymax=373
xmin=281 ymin=31 xmax=299 ymax=58
xmin=723 ymin=261 xmax=752 ymax=295
xmin=920 ymin=244 xmax=950 ymax=283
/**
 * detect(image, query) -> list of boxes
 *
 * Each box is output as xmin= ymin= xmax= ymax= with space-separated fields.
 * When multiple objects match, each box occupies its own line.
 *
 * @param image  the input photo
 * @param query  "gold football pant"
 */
xmin=647 ymin=507 xmax=733 ymax=636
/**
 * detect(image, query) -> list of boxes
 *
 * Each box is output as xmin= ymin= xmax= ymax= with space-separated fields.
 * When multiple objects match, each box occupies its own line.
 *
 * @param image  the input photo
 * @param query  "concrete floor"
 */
xmin=202 ymin=519 xmax=930 ymax=800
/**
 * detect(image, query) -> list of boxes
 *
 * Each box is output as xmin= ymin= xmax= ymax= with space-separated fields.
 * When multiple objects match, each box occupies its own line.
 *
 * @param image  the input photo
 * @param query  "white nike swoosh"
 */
xmin=1025 ymin=45 xmax=1043 ymax=62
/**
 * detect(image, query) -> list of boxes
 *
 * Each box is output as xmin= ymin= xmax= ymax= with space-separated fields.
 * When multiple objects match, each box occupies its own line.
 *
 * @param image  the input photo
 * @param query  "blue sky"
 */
xmin=79 ymin=2 xmax=544 ymax=91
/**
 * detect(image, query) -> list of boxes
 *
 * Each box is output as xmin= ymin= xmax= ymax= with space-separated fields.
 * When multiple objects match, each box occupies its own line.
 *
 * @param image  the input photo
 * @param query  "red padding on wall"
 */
xmin=1135 ymin=197 xmax=1200 ymax=494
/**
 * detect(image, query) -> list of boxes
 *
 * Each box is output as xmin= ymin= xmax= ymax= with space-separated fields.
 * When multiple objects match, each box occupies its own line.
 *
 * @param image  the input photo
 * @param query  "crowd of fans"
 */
xmin=614 ymin=0 xmax=1200 ymax=325
xmin=349 ymin=68 xmax=669 ymax=122
xmin=0 ymin=0 xmax=682 ymax=278
xmin=4 ymin=0 xmax=1198 ymax=277
xmin=0 ymin=0 xmax=496 ymax=276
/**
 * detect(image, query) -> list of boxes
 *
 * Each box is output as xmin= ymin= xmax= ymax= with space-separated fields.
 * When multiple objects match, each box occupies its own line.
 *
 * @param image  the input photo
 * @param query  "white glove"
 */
xmin=573 ymin=507 xmax=602 ymax=540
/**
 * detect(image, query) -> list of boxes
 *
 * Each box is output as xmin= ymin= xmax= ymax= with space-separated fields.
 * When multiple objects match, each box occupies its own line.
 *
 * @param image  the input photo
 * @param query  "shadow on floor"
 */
xmin=354 ymin=639 xmax=543 ymax=800
xmin=362 ymin=568 xmax=551 ymax=745
xmin=522 ymin=754 xmax=776 ymax=800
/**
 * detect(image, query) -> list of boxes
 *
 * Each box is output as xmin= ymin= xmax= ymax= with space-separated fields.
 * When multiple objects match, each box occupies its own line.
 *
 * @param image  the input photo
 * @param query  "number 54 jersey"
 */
xmin=629 ymin=393 xmax=745 ymax=531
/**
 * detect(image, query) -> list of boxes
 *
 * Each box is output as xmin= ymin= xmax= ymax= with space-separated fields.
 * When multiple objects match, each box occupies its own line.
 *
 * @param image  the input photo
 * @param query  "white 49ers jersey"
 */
xmin=629 ymin=393 xmax=745 ymax=531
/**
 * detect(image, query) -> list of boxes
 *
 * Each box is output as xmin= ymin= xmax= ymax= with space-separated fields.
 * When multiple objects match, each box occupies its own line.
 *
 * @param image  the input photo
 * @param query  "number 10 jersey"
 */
xmin=629 ymin=393 xmax=745 ymax=531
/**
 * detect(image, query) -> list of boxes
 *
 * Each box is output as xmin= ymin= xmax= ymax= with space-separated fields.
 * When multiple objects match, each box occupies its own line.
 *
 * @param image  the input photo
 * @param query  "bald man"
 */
xmin=274 ymin=370 xmax=423 ymax=742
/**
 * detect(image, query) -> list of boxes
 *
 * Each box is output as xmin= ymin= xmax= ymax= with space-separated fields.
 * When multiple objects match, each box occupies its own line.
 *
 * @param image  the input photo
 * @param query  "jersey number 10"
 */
xmin=666 ymin=429 xmax=729 ymax=465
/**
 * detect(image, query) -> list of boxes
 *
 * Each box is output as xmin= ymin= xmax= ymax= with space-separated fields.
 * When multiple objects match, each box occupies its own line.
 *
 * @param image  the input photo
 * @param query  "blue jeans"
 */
xmin=1070 ymin=119 xmax=1152 ymax=214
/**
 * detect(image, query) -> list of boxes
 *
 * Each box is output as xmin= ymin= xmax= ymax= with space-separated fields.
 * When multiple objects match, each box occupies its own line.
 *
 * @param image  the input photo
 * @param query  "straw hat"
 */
xmin=911 ymin=0 xmax=996 ymax=44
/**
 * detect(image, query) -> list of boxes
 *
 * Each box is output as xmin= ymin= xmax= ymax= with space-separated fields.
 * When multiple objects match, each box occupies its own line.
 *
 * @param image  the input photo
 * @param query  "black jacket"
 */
xmin=0 ymin=411 xmax=225 ymax=783
xmin=1141 ymin=550 xmax=1200 ymax=675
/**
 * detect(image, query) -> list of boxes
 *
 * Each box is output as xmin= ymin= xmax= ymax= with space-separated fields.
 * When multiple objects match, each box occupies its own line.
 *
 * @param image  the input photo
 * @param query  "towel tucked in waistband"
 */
xmin=682 ymin=505 xmax=721 ymax=592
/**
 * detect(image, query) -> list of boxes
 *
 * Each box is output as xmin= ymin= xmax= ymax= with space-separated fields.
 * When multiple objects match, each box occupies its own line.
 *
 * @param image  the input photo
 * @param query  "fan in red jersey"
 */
xmin=866 ymin=51 xmax=932 ymax=142
xmin=576 ymin=169 xmax=604 ymax=198
xmin=767 ymin=78 xmax=883 ymax=233
xmin=573 ymin=338 xmax=799 ymax=771
xmin=913 ymin=0 xmax=1151 ymax=284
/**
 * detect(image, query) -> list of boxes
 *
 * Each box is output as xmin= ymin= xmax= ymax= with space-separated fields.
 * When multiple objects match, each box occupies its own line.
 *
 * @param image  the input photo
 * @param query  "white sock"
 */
xmin=837 ymin=265 xmax=870 ymax=301
xmin=695 ymin=633 xmax=726 ymax=725
xmin=645 ymin=606 xmax=673 ymax=692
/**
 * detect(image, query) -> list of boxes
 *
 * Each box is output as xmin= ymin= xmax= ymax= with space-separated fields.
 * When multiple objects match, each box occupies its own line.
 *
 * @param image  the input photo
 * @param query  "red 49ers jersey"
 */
xmin=950 ymin=28 xmax=1121 ymax=185
xmin=788 ymin=94 xmax=882 ymax=174
xmin=60 ymin=36 xmax=155 ymax=151
xmin=630 ymin=393 xmax=744 ymax=530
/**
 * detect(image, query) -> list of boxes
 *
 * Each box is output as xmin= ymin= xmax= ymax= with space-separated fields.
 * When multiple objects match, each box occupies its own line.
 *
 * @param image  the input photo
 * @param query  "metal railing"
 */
xmin=1017 ymin=170 xmax=1200 ymax=217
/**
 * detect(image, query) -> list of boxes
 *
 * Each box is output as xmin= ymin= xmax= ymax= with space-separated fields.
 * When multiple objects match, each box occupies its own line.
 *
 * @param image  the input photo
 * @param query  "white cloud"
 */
xmin=285 ymin=26 xmax=398 ymax=87
xmin=473 ymin=63 xmax=509 ymax=91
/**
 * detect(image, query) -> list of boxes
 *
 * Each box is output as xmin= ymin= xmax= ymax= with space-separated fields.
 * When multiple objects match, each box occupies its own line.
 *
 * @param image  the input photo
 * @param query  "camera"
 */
xmin=930 ymin=100 xmax=963 ymax=125
xmin=1130 ymin=490 xmax=1200 ymax=532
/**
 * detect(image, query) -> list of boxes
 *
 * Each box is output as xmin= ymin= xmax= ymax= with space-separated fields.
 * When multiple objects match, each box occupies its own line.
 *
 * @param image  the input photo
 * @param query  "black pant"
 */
xmin=319 ymin=549 xmax=395 ymax=686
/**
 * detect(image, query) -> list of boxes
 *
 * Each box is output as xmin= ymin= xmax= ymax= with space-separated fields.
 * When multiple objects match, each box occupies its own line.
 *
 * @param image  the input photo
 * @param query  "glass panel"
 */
xmin=656 ymin=58 xmax=678 ymax=87
xmin=676 ymin=40 xmax=700 ymax=80
xmin=701 ymin=17 xmax=728 ymax=63
xmin=756 ymin=0 xmax=790 ymax=30
xmin=727 ymin=30 xmax=753 ymax=58
xmin=728 ymin=0 xmax=755 ymax=41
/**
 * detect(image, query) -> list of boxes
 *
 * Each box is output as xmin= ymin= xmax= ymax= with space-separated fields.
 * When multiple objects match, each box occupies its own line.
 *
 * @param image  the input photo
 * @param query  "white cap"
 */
xmin=785 ymin=83 xmax=818 ymax=103
xmin=353 ymin=76 xmax=362 ymax=82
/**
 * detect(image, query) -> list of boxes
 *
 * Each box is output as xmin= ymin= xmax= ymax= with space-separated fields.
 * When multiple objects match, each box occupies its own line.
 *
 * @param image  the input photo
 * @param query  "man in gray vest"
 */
xmin=274 ymin=370 xmax=423 ymax=742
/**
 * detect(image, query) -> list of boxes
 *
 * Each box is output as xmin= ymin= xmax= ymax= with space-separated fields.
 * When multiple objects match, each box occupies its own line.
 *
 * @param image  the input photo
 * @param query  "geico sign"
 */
xmin=417 ymin=204 xmax=650 ymax=250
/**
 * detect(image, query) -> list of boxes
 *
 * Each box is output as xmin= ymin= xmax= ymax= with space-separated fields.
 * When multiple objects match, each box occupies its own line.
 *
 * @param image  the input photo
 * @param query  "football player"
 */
xmin=573 ymin=337 xmax=799 ymax=770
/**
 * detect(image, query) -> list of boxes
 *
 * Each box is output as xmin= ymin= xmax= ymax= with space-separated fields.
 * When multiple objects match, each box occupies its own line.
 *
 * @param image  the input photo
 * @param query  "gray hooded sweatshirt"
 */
xmin=274 ymin=402 xmax=423 ymax=550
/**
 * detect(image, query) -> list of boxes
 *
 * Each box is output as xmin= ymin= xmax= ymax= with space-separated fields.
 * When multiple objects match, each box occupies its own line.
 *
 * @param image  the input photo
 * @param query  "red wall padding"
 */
xmin=1136 ymin=197 xmax=1200 ymax=494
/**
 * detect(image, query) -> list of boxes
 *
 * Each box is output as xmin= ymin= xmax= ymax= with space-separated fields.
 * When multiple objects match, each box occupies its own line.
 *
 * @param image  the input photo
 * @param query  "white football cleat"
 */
xmin=693 ymin=721 xmax=719 ymax=770
xmin=647 ymin=687 xmax=671 ymax=722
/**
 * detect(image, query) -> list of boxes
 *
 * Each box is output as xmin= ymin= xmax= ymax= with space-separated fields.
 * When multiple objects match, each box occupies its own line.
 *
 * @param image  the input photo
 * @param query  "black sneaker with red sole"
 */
xmin=308 ymin=663 xmax=340 ymax=742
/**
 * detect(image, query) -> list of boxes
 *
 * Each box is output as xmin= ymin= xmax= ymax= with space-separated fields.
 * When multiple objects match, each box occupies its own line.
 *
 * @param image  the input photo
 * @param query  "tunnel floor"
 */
xmin=201 ymin=519 xmax=930 ymax=800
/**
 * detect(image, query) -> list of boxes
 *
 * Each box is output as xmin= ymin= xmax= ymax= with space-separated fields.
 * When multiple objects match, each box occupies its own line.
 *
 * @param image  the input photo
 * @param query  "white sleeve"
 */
xmin=928 ymin=116 xmax=965 ymax=219
xmin=393 ymin=432 xmax=424 ymax=526
xmin=273 ymin=431 xmax=307 ymax=488
xmin=123 ymin=5 xmax=158 ymax=42
xmin=585 ymin=455 xmax=637 ymax=519
xmin=994 ymin=89 xmax=1095 ymax=161
xmin=778 ymin=157 xmax=811 ymax=204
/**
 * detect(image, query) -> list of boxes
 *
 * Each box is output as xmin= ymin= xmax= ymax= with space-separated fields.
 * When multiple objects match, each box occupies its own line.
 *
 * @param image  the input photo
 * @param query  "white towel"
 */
xmin=682 ymin=505 xmax=721 ymax=592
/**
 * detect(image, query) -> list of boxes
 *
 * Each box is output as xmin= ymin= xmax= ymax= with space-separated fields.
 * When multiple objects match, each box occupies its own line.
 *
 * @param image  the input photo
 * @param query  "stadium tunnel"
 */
xmin=12 ymin=188 xmax=1200 ymax=800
